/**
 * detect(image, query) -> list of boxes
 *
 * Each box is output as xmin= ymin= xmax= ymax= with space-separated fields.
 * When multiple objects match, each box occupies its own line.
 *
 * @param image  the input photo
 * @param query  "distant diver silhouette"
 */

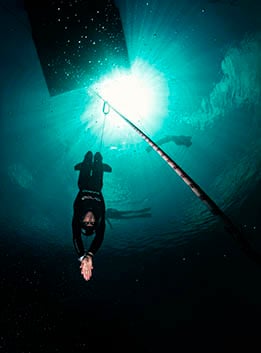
xmin=93 ymin=90 xmax=261 ymax=266
xmin=146 ymin=135 xmax=192 ymax=152
xmin=106 ymin=208 xmax=151 ymax=229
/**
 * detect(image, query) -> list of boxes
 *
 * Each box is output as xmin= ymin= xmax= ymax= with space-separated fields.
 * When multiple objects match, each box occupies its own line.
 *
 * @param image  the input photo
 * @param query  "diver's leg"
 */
xmin=91 ymin=152 xmax=104 ymax=191
xmin=77 ymin=151 xmax=93 ymax=190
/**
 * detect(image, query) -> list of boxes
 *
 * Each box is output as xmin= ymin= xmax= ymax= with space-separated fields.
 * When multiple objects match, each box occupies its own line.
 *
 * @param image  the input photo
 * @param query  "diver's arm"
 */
xmin=72 ymin=214 xmax=94 ymax=281
xmin=88 ymin=219 xmax=105 ymax=255
xmin=72 ymin=214 xmax=85 ymax=258
xmin=79 ymin=219 xmax=105 ymax=282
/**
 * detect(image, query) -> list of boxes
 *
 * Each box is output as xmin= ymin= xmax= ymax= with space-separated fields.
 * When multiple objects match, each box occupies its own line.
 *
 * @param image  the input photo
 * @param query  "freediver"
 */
xmin=105 ymin=208 xmax=152 ymax=229
xmin=72 ymin=151 xmax=112 ymax=281
xmin=146 ymin=135 xmax=192 ymax=153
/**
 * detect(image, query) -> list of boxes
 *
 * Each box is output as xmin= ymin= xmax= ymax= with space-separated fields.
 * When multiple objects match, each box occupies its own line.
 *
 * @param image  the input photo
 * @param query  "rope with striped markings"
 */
xmin=92 ymin=89 xmax=261 ymax=264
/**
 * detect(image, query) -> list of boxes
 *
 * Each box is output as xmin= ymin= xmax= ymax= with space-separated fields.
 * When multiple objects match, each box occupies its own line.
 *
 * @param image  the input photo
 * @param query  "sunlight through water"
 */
xmin=81 ymin=59 xmax=169 ymax=142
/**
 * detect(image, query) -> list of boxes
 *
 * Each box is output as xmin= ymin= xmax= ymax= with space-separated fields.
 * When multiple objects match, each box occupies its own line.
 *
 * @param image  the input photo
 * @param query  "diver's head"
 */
xmin=81 ymin=211 xmax=96 ymax=235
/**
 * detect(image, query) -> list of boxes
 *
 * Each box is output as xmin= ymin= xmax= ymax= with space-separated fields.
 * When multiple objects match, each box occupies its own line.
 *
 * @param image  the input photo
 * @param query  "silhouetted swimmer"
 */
xmin=106 ymin=208 xmax=152 ymax=229
xmin=146 ymin=135 xmax=192 ymax=152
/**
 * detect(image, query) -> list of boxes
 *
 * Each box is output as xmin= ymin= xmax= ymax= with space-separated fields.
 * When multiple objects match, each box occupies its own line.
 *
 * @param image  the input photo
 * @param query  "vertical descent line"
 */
xmin=92 ymin=90 xmax=261 ymax=264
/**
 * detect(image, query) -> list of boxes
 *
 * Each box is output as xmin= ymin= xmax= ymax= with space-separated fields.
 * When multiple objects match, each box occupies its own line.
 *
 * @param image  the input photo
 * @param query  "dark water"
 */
xmin=1 ymin=0 xmax=261 ymax=352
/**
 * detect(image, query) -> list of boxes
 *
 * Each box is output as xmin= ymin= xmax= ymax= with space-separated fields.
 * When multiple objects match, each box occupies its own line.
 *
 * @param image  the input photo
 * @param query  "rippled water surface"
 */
xmin=1 ymin=0 xmax=261 ymax=352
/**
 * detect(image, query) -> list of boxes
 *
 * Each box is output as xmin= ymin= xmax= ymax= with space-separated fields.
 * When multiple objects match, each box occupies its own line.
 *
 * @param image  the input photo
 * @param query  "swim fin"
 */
xmin=102 ymin=163 xmax=112 ymax=173
xmin=74 ymin=162 xmax=112 ymax=172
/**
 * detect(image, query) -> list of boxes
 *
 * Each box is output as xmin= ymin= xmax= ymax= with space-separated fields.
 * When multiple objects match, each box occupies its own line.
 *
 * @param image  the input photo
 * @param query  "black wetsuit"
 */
xmin=72 ymin=151 xmax=106 ymax=259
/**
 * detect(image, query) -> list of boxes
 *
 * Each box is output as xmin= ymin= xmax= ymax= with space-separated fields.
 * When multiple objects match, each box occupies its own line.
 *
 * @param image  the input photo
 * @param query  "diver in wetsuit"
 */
xmin=72 ymin=151 xmax=111 ymax=281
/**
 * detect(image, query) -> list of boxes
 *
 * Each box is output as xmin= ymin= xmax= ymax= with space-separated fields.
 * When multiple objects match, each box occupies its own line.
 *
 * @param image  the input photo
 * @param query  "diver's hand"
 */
xmin=80 ymin=256 xmax=93 ymax=281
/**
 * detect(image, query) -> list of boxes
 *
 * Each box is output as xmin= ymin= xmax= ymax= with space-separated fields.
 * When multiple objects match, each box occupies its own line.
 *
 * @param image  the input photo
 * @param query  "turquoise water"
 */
xmin=1 ymin=0 xmax=261 ymax=352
